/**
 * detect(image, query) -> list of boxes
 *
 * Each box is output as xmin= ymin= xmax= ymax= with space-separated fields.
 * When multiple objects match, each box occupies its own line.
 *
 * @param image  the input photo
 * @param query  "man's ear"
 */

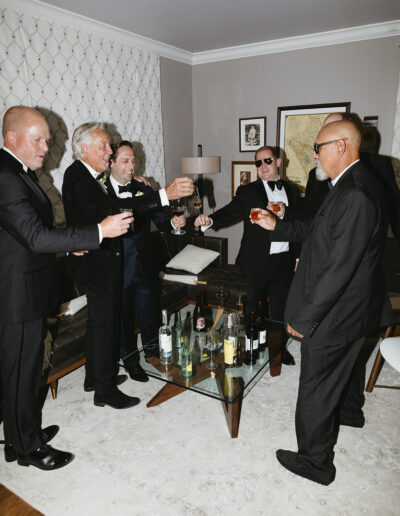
xmin=4 ymin=130 xmax=16 ymax=149
xmin=80 ymin=143 xmax=87 ymax=157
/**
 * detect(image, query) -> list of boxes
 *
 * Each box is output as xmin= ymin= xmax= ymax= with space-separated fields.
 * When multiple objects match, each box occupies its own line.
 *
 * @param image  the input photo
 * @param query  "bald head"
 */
xmin=314 ymin=120 xmax=361 ymax=179
xmin=323 ymin=112 xmax=344 ymax=126
xmin=2 ymin=105 xmax=50 ymax=170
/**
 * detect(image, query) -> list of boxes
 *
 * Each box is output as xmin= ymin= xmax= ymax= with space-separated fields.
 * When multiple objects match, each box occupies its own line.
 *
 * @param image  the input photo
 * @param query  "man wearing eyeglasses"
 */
xmin=303 ymin=112 xmax=400 ymax=243
xmin=195 ymin=145 xmax=301 ymax=366
xmin=252 ymin=120 xmax=392 ymax=485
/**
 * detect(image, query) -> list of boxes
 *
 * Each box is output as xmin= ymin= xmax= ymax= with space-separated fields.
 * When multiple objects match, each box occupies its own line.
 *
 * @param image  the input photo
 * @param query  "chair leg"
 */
xmin=365 ymin=325 xmax=393 ymax=393
xmin=50 ymin=380 xmax=58 ymax=399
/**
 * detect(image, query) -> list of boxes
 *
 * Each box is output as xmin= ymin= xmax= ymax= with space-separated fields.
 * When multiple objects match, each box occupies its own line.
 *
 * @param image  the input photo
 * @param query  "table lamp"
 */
xmin=180 ymin=155 xmax=221 ymax=214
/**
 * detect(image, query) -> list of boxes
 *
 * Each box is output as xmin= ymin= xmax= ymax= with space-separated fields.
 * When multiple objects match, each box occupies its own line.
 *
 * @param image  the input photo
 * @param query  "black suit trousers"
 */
xmin=295 ymin=336 xmax=365 ymax=474
xmin=0 ymin=318 xmax=46 ymax=454
xmin=85 ymin=285 xmax=121 ymax=397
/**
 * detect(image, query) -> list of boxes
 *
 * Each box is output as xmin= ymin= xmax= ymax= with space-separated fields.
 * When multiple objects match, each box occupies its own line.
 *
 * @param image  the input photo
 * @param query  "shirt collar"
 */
xmin=79 ymin=159 xmax=103 ymax=179
xmin=3 ymin=147 xmax=28 ymax=172
xmin=109 ymin=174 xmax=130 ymax=192
xmin=331 ymin=159 xmax=360 ymax=187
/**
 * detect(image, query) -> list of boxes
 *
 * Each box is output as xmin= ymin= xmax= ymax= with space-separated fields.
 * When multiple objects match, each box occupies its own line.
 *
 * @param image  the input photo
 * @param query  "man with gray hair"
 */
xmin=62 ymin=122 xmax=193 ymax=409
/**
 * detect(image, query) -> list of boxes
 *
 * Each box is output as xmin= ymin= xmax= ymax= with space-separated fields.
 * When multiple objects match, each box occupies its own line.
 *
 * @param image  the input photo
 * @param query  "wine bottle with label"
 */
xmin=244 ymin=312 xmax=258 ymax=365
xmin=223 ymin=313 xmax=237 ymax=367
xmin=159 ymin=309 xmax=172 ymax=365
xmin=255 ymin=300 xmax=267 ymax=351
xmin=193 ymin=287 xmax=206 ymax=332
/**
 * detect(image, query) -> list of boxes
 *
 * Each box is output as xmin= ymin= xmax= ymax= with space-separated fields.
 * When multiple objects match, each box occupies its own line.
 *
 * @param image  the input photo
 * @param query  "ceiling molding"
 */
xmin=0 ymin=0 xmax=193 ymax=64
xmin=1 ymin=1 xmax=399 ymax=66
xmin=192 ymin=20 xmax=400 ymax=64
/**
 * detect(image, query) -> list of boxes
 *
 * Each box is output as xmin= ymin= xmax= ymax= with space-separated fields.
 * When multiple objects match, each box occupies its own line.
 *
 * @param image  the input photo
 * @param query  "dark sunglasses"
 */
xmin=313 ymin=138 xmax=348 ymax=154
xmin=255 ymin=157 xmax=274 ymax=167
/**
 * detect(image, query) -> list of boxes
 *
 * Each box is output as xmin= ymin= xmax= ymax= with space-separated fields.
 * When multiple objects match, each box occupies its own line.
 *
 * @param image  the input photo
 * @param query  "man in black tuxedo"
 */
xmin=107 ymin=141 xmax=186 ymax=381
xmin=303 ymin=113 xmax=400 ymax=242
xmin=62 ymin=124 xmax=193 ymax=409
xmin=254 ymin=121 xmax=393 ymax=485
xmin=195 ymin=146 xmax=301 ymax=365
xmin=0 ymin=106 xmax=131 ymax=470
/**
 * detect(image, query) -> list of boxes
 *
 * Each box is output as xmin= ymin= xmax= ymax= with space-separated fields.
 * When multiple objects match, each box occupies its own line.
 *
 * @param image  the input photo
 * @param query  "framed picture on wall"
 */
xmin=276 ymin=102 xmax=351 ymax=190
xmin=231 ymin=161 xmax=257 ymax=197
xmin=239 ymin=117 xmax=266 ymax=152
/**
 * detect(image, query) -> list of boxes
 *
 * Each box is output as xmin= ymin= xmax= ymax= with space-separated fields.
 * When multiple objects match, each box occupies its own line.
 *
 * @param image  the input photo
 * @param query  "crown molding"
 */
xmin=1 ymin=1 xmax=399 ymax=66
xmin=192 ymin=20 xmax=400 ymax=65
xmin=0 ymin=0 xmax=193 ymax=64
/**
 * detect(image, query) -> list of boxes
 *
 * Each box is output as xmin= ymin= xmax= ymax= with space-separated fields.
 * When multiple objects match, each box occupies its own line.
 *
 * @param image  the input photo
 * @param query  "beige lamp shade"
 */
xmin=181 ymin=156 xmax=221 ymax=175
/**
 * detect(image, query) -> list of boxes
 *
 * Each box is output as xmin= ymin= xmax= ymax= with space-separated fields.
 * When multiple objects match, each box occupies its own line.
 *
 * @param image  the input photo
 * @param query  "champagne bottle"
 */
xmin=159 ymin=309 xmax=172 ymax=365
xmin=244 ymin=312 xmax=258 ymax=365
xmin=193 ymin=287 xmax=206 ymax=332
xmin=255 ymin=300 xmax=267 ymax=349
xmin=181 ymin=335 xmax=193 ymax=377
xmin=183 ymin=311 xmax=192 ymax=343
xmin=223 ymin=313 xmax=237 ymax=367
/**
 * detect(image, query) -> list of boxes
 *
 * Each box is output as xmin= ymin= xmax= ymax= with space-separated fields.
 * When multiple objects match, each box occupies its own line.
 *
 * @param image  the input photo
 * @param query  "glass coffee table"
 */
xmin=124 ymin=314 xmax=284 ymax=438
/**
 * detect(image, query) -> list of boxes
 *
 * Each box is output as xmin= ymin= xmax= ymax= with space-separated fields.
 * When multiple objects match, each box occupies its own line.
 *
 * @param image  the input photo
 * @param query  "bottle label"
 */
xmin=259 ymin=330 xmax=267 ymax=345
xmin=245 ymin=337 xmax=259 ymax=351
xmin=160 ymin=334 xmax=172 ymax=355
xmin=196 ymin=316 xmax=206 ymax=331
xmin=224 ymin=339 xmax=234 ymax=365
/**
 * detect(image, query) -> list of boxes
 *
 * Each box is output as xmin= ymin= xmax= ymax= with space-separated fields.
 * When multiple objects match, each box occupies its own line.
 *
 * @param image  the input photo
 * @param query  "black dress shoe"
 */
xmin=125 ymin=362 xmax=149 ymax=382
xmin=4 ymin=425 xmax=60 ymax=463
xmin=84 ymin=374 xmax=128 ymax=392
xmin=282 ymin=348 xmax=296 ymax=366
xmin=276 ymin=449 xmax=335 ymax=486
xmin=94 ymin=388 xmax=140 ymax=409
xmin=17 ymin=443 xmax=74 ymax=471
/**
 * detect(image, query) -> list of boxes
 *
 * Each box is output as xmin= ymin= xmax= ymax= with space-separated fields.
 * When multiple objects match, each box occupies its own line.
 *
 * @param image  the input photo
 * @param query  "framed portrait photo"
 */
xmin=239 ymin=117 xmax=266 ymax=152
xmin=276 ymin=102 xmax=351 ymax=190
xmin=231 ymin=161 xmax=257 ymax=197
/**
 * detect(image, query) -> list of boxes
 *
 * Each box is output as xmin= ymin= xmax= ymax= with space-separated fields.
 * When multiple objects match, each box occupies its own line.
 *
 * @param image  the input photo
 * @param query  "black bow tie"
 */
xmin=27 ymin=168 xmax=38 ymax=182
xmin=267 ymin=179 xmax=283 ymax=191
xmin=118 ymin=184 xmax=131 ymax=194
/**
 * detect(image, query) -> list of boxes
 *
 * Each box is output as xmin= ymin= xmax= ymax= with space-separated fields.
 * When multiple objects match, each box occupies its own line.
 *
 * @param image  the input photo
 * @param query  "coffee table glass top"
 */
xmin=126 ymin=310 xmax=283 ymax=404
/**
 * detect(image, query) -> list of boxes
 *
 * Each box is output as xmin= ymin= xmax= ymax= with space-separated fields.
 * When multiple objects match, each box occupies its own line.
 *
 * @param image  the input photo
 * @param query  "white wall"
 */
xmin=188 ymin=36 xmax=400 ymax=262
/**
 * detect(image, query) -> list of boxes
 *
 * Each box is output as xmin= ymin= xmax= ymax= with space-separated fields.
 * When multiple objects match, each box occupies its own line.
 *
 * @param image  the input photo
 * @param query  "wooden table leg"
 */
xmin=146 ymin=383 xmax=187 ymax=407
xmin=221 ymin=395 xmax=243 ymax=438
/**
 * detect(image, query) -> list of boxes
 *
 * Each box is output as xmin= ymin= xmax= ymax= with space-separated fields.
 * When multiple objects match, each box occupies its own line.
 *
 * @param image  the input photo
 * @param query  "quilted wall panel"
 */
xmin=0 ymin=6 xmax=166 ymax=225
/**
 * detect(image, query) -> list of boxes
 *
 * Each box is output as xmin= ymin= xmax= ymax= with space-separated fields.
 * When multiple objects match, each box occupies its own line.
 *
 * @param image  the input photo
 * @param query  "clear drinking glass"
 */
xmin=206 ymin=329 xmax=219 ymax=370
xmin=192 ymin=186 xmax=202 ymax=232
xmin=170 ymin=198 xmax=186 ymax=235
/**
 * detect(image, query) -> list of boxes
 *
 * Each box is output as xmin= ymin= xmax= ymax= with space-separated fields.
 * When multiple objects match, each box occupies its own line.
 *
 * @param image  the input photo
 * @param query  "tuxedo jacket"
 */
xmin=105 ymin=177 xmax=172 ymax=282
xmin=283 ymin=161 xmax=390 ymax=344
xmin=0 ymin=150 xmax=99 ymax=323
xmin=62 ymin=160 xmax=163 ymax=290
xmin=303 ymin=152 xmax=400 ymax=241
xmin=210 ymin=178 xmax=301 ymax=286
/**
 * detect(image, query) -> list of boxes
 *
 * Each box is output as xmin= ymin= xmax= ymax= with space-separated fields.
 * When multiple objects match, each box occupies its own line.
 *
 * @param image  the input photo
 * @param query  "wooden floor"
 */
xmin=0 ymin=484 xmax=43 ymax=515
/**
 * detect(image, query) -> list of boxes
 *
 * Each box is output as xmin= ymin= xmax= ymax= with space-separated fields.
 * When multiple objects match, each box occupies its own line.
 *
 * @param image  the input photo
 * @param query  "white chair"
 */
xmin=376 ymin=336 xmax=400 ymax=390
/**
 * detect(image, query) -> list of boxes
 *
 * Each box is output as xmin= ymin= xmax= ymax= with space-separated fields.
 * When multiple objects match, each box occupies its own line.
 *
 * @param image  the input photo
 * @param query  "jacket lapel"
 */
xmin=15 ymin=164 xmax=54 ymax=226
xmin=255 ymin=179 xmax=269 ymax=206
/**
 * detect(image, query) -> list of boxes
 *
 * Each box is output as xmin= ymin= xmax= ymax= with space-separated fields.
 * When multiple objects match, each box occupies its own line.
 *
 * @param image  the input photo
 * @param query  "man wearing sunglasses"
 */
xmin=195 ymin=145 xmax=301 ymax=366
xmin=252 ymin=120 xmax=392 ymax=485
xmin=303 ymin=112 xmax=400 ymax=244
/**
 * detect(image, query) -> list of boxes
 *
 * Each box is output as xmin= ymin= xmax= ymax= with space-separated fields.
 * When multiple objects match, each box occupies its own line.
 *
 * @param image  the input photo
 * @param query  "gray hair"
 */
xmin=72 ymin=122 xmax=106 ymax=159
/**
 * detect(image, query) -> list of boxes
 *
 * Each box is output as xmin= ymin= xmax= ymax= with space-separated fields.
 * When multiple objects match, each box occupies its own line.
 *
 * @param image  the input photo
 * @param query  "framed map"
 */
xmin=276 ymin=103 xmax=351 ymax=190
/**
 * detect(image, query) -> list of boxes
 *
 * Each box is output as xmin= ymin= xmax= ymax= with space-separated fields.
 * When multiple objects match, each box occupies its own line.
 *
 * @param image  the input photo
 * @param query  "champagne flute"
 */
xmin=192 ymin=186 xmax=202 ymax=232
xmin=170 ymin=198 xmax=186 ymax=235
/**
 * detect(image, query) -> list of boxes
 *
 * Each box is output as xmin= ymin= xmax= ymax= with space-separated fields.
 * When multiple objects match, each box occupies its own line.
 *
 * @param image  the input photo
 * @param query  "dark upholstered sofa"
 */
xmin=43 ymin=231 xmax=246 ymax=398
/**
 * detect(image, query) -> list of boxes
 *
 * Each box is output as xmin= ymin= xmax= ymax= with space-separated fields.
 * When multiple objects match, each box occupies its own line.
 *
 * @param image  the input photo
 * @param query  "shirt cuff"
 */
xmin=201 ymin=219 xmax=213 ymax=232
xmin=97 ymin=224 xmax=103 ymax=243
xmin=159 ymin=188 xmax=169 ymax=206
